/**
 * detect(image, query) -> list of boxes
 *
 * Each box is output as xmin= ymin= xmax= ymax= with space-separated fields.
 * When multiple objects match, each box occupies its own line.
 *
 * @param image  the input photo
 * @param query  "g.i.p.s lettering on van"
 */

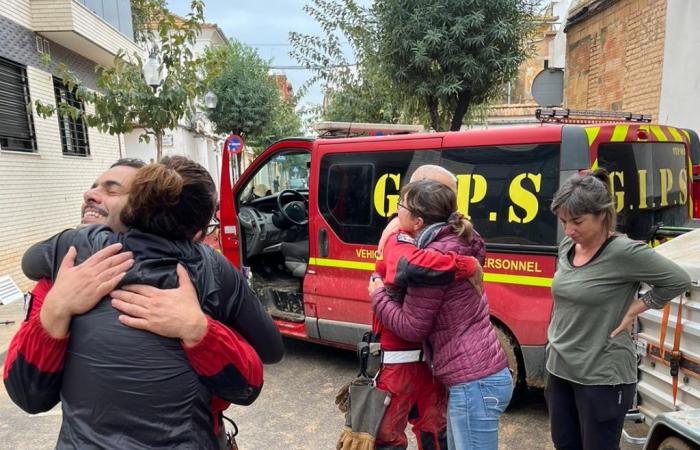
xmin=215 ymin=117 xmax=700 ymax=391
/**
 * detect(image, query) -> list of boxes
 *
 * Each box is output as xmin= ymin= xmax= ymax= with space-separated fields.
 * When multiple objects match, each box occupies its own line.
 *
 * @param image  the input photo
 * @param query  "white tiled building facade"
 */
xmin=0 ymin=0 xmax=140 ymax=290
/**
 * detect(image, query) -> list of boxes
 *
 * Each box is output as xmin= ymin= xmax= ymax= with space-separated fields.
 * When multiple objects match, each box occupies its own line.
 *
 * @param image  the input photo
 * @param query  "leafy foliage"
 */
xmin=247 ymin=96 xmax=302 ymax=153
xmin=323 ymin=83 xmax=402 ymax=123
xmin=290 ymin=0 xmax=375 ymax=97
xmin=130 ymin=0 xmax=167 ymax=44
xmin=375 ymin=0 xmax=539 ymax=130
xmin=291 ymin=0 xmax=539 ymax=131
xmin=205 ymin=40 xmax=297 ymax=149
xmin=289 ymin=0 xmax=405 ymax=124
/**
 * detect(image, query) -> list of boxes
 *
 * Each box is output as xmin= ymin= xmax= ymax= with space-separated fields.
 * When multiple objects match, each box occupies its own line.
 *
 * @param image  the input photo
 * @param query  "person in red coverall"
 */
xmin=370 ymin=165 xmax=483 ymax=450
xmin=4 ymin=158 xmax=283 ymax=450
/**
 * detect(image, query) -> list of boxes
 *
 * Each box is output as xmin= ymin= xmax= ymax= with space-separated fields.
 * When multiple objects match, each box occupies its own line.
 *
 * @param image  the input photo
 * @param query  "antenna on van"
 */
xmin=535 ymin=108 xmax=652 ymax=124
xmin=313 ymin=121 xmax=425 ymax=138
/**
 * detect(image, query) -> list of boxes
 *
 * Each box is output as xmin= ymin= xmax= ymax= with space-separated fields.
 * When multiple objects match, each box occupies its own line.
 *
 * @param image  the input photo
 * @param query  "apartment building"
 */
xmin=0 ymin=0 xmax=140 ymax=289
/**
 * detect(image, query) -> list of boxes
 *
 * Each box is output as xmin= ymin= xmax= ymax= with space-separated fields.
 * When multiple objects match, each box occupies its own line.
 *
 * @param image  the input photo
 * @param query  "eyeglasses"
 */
xmin=397 ymin=201 xmax=418 ymax=216
xmin=205 ymin=220 xmax=219 ymax=236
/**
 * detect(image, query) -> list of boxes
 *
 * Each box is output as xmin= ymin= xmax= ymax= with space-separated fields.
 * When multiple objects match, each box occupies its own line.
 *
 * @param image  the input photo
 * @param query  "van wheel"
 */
xmin=658 ymin=436 xmax=695 ymax=450
xmin=493 ymin=323 xmax=524 ymax=396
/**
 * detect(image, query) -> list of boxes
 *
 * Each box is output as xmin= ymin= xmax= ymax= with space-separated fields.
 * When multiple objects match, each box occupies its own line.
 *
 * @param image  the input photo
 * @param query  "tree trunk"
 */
xmin=426 ymin=95 xmax=441 ymax=132
xmin=450 ymin=90 xmax=472 ymax=132
xmin=155 ymin=132 xmax=163 ymax=162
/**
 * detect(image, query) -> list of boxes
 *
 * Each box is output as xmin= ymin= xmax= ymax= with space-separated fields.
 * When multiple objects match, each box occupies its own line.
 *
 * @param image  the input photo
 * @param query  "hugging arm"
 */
xmin=371 ymin=283 xmax=447 ymax=343
xmin=181 ymin=254 xmax=284 ymax=405
xmin=21 ymin=229 xmax=76 ymax=281
xmin=3 ymin=280 xmax=67 ymax=413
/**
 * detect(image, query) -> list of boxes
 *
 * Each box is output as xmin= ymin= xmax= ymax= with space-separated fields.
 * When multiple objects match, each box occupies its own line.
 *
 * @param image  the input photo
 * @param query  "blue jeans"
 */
xmin=446 ymin=367 xmax=513 ymax=450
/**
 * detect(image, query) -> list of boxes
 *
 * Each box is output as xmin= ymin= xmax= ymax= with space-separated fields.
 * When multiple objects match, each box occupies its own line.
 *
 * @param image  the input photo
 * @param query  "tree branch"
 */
xmin=426 ymin=95 xmax=441 ymax=131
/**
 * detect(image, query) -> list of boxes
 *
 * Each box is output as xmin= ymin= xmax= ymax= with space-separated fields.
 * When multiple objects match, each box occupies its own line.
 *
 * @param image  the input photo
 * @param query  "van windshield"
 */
xmin=240 ymin=152 xmax=310 ymax=201
xmin=598 ymin=142 xmax=689 ymax=240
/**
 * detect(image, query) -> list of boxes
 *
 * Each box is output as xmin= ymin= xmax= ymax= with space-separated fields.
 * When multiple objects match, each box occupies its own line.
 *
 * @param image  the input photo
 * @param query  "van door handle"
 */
xmin=318 ymin=228 xmax=329 ymax=257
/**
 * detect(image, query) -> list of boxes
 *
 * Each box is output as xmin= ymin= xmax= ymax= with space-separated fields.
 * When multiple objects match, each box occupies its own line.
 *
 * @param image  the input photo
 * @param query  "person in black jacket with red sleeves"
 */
xmin=5 ymin=156 xmax=283 ymax=450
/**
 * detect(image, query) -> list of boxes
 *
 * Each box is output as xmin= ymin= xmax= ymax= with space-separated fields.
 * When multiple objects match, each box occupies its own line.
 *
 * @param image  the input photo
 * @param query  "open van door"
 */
xmin=219 ymin=139 xmax=242 ymax=267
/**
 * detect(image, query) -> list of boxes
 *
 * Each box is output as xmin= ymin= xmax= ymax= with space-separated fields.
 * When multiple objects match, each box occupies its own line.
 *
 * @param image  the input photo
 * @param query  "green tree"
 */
xmin=374 ymin=0 xmax=539 ymax=131
xmin=289 ymin=0 xmax=406 ymax=124
xmin=206 ymin=40 xmax=300 ymax=169
xmin=323 ymin=83 xmax=402 ymax=123
xmin=206 ymin=41 xmax=281 ymax=139
xmin=130 ymin=0 xmax=167 ymax=45
xmin=35 ymin=0 xmax=210 ymax=161
xmin=247 ymin=95 xmax=302 ymax=153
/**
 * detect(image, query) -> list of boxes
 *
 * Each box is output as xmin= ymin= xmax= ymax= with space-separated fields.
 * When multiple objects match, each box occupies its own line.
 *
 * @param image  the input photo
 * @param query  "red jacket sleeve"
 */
xmin=3 ymin=279 xmax=69 ymax=413
xmin=382 ymin=232 xmax=477 ymax=287
xmin=183 ymin=316 xmax=264 ymax=406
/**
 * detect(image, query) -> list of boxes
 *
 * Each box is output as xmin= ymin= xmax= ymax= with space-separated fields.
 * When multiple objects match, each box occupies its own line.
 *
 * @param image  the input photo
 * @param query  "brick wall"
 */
xmin=564 ymin=0 xmax=667 ymax=118
xmin=0 ymin=14 xmax=122 ymax=290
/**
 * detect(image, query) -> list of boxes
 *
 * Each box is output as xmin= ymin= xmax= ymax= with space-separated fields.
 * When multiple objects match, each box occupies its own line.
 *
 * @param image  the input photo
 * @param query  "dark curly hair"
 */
xmin=120 ymin=156 xmax=217 ymax=241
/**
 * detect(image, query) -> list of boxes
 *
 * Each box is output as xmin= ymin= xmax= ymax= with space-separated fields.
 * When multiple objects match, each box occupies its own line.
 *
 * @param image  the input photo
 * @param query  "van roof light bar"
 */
xmin=313 ymin=121 xmax=425 ymax=138
xmin=535 ymin=108 xmax=652 ymax=124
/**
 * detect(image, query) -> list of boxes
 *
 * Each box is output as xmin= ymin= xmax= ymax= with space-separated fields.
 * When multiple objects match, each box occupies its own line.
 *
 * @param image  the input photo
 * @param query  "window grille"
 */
xmin=0 ymin=57 xmax=36 ymax=152
xmin=53 ymin=77 xmax=90 ymax=156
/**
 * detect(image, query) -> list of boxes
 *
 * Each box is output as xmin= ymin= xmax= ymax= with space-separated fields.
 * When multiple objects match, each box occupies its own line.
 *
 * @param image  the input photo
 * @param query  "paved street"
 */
xmin=0 ymin=313 xmax=649 ymax=450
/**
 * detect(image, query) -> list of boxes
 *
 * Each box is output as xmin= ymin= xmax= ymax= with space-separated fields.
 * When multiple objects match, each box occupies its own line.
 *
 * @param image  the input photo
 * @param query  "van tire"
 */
xmin=657 ymin=436 xmax=695 ymax=450
xmin=493 ymin=323 xmax=525 ymax=398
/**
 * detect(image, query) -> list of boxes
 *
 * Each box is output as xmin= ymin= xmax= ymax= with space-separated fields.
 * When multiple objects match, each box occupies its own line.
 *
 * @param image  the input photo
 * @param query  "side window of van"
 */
xmin=319 ymin=151 xmax=418 ymax=245
xmin=328 ymin=164 xmax=374 ymax=223
xmin=441 ymin=144 xmax=560 ymax=246
xmin=598 ymin=142 xmax=689 ymax=240
xmin=319 ymin=145 xmax=559 ymax=247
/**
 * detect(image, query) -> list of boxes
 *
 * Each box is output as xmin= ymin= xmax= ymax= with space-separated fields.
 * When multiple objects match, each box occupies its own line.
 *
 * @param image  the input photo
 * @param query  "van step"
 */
xmin=258 ymin=286 xmax=305 ymax=322
xmin=267 ymin=307 xmax=305 ymax=323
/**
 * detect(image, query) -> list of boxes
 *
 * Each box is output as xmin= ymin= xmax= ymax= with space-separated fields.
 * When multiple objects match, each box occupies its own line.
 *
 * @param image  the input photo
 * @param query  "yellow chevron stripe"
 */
xmin=668 ymin=127 xmax=683 ymax=142
xmin=650 ymin=125 xmax=669 ymax=142
xmin=309 ymin=258 xmax=553 ymax=287
xmin=585 ymin=127 xmax=600 ymax=146
xmin=591 ymin=159 xmax=598 ymax=170
xmin=611 ymin=125 xmax=629 ymax=142
xmin=682 ymin=129 xmax=692 ymax=144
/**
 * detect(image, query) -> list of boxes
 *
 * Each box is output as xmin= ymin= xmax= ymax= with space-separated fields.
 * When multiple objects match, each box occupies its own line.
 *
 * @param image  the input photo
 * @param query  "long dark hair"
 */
xmin=120 ymin=156 xmax=217 ymax=241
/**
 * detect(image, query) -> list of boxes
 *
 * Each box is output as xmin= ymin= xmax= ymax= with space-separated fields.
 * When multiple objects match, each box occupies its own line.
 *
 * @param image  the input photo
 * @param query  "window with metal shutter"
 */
xmin=53 ymin=77 xmax=90 ymax=157
xmin=0 ymin=57 xmax=36 ymax=152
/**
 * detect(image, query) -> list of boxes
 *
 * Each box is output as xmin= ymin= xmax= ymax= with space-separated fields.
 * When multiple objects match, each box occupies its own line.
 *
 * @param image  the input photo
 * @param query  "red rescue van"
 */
xmin=217 ymin=110 xmax=699 ymax=389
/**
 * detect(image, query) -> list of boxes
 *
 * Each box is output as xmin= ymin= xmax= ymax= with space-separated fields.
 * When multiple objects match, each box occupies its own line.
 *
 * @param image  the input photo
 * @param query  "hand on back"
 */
xmin=41 ymin=243 xmax=134 ymax=337
xmin=111 ymin=264 xmax=208 ymax=347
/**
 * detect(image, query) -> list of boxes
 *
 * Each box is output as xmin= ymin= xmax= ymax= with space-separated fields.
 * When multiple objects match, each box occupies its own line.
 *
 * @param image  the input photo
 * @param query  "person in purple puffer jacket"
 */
xmin=370 ymin=179 xmax=512 ymax=450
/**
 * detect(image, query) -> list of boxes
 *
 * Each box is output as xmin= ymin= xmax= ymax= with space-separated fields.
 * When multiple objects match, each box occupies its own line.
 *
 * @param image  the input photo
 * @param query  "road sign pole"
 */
xmin=223 ymin=134 xmax=245 ymax=181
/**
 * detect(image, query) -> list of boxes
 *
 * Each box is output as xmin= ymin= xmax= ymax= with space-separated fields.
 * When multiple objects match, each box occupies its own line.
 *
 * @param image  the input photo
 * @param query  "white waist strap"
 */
xmin=382 ymin=349 xmax=423 ymax=364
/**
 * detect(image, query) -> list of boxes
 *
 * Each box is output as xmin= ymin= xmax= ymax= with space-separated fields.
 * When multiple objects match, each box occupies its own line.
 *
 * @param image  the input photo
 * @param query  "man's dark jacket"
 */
xmin=8 ymin=225 xmax=283 ymax=450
